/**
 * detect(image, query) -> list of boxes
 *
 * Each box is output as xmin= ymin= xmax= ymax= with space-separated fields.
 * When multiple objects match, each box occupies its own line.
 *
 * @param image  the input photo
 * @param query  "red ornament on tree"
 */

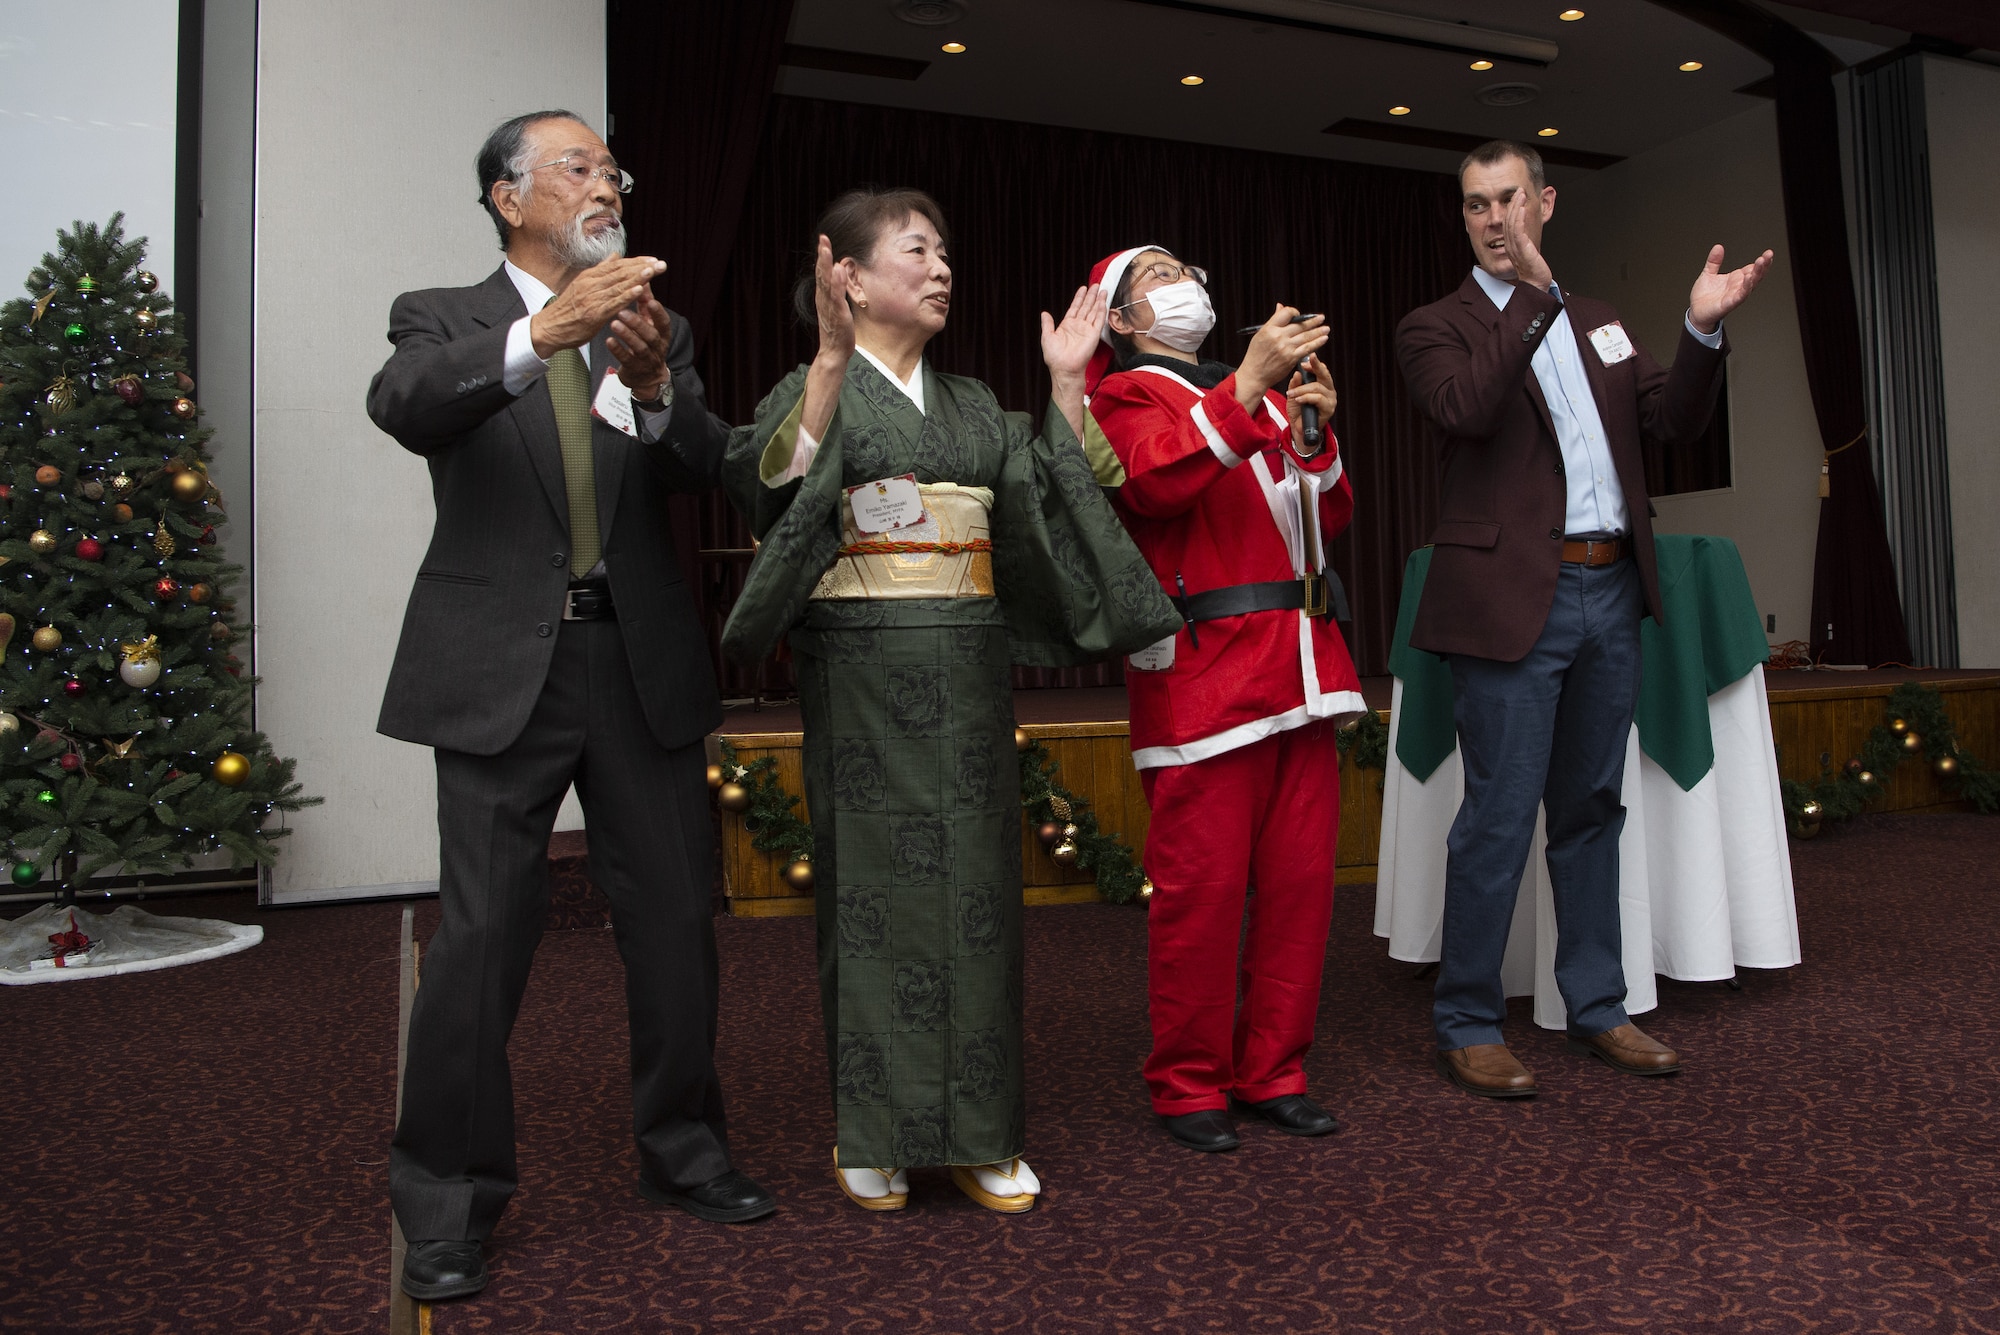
xmin=114 ymin=375 xmax=144 ymax=405
xmin=63 ymin=679 xmax=85 ymax=698
xmin=153 ymin=576 xmax=179 ymax=599
xmin=74 ymin=538 xmax=104 ymax=562
xmin=0 ymin=485 xmax=11 ymax=500
xmin=198 ymin=525 xmax=217 ymax=546
xmin=59 ymin=753 xmax=80 ymax=771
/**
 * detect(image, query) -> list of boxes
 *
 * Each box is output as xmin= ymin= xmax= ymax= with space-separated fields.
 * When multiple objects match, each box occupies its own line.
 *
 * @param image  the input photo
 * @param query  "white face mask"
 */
xmin=1135 ymin=280 xmax=1215 ymax=353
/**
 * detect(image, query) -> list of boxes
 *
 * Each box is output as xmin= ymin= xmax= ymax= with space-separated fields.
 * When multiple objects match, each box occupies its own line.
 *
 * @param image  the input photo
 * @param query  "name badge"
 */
xmin=1127 ymin=633 xmax=1176 ymax=672
xmin=591 ymin=365 xmax=639 ymax=437
xmin=1586 ymin=321 xmax=1637 ymax=366
xmin=846 ymin=473 xmax=926 ymax=534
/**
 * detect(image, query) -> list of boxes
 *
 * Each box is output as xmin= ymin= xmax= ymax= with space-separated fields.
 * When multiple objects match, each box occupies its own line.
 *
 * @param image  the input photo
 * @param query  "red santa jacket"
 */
xmin=1090 ymin=357 xmax=1365 ymax=769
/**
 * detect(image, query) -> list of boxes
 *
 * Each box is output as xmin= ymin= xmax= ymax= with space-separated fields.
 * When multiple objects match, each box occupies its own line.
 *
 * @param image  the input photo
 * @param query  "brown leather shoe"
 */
xmin=1566 ymin=1022 xmax=1682 ymax=1076
xmin=1435 ymin=1043 xmax=1537 ymax=1098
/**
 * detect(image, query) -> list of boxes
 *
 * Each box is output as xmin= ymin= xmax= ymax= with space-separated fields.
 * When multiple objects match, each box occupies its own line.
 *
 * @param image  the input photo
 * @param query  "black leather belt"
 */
xmin=562 ymin=581 xmax=615 ymax=622
xmin=1170 ymin=571 xmax=1350 ymax=648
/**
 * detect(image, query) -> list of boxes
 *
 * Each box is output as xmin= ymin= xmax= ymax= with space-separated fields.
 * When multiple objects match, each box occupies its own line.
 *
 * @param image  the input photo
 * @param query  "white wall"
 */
xmin=1554 ymin=103 xmax=1824 ymax=649
xmin=1925 ymin=56 xmax=2000 ymax=669
xmin=0 ymin=2 xmax=178 ymax=305
xmin=253 ymin=1 xmax=603 ymax=903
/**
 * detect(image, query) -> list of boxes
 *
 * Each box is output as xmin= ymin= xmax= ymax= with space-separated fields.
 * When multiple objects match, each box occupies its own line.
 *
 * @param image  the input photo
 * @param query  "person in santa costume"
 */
xmin=1085 ymin=246 xmax=1366 ymax=1152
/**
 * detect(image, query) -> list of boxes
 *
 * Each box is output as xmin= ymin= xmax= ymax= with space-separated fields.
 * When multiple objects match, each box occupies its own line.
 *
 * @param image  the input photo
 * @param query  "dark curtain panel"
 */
xmin=691 ymin=95 xmax=1464 ymax=696
xmin=1649 ymin=0 xmax=1911 ymax=665
xmin=606 ymin=0 xmax=795 ymax=683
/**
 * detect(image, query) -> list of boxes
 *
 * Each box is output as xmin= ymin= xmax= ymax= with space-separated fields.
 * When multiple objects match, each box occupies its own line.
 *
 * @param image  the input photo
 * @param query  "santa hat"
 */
xmin=1086 ymin=244 xmax=1170 ymax=397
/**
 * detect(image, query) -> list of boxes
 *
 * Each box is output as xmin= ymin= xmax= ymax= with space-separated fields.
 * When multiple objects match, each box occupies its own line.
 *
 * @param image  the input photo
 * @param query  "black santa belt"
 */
xmin=1169 ymin=571 xmax=1351 ymax=648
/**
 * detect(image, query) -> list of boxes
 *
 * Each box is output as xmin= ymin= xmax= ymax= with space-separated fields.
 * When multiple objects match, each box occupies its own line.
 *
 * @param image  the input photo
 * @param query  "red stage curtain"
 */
xmin=686 ymin=95 xmax=1465 ymax=695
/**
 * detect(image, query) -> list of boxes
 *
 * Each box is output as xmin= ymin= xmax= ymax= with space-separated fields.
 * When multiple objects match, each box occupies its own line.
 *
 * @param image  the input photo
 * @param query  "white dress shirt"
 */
xmin=1471 ymin=266 xmax=1723 ymax=537
xmin=500 ymin=259 xmax=673 ymax=439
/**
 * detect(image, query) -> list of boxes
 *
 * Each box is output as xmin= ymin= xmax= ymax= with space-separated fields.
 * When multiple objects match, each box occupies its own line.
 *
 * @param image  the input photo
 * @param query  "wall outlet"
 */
xmin=1766 ymin=613 xmax=1776 ymax=633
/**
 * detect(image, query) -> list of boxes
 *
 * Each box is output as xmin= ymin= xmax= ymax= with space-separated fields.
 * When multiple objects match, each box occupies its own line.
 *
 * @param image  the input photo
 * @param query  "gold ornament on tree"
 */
xmin=716 ymin=781 xmax=750 ymax=813
xmin=0 ymin=713 xmax=18 ymax=741
xmin=133 ymin=308 xmax=157 ymax=332
xmin=152 ymin=517 xmax=176 ymax=558
xmin=171 ymin=469 xmax=208 ymax=503
xmin=134 ymin=270 xmax=158 ymax=294
xmin=31 ymin=287 xmax=57 ymax=324
xmin=1788 ymin=799 xmax=1823 ymax=840
xmin=41 ymin=366 xmax=79 ymax=416
xmin=27 ymin=529 xmax=57 ymax=555
xmin=31 ymin=625 xmax=61 ymax=652
xmin=103 ymin=736 xmax=139 ymax=760
xmin=211 ymin=751 xmax=251 ymax=787
xmin=170 ymin=396 xmax=197 ymax=420
xmin=110 ymin=473 xmax=134 ymax=498
xmin=783 ymin=858 xmax=815 ymax=892
xmin=1138 ymin=877 xmax=1156 ymax=902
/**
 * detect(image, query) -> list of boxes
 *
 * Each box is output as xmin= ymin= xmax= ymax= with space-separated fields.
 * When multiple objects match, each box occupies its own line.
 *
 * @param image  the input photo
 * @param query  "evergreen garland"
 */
xmin=1782 ymin=683 xmax=1999 ymax=830
xmin=717 ymin=709 xmax=1395 ymax=906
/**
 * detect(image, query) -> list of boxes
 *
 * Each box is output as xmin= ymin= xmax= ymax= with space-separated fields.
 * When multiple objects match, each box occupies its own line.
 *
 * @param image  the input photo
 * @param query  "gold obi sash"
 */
xmin=811 ymin=483 xmax=996 ymax=600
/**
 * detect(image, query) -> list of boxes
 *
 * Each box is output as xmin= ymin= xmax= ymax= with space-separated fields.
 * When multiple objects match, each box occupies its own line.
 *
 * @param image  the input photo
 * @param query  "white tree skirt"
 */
xmin=0 ymin=903 xmax=262 ymax=985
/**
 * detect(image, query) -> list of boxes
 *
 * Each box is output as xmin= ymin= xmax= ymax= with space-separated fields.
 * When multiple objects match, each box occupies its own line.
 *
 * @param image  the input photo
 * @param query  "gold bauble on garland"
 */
xmin=1035 ymin=820 xmax=1063 ymax=847
xmin=706 ymin=763 xmax=724 ymax=790
xmin=1902 ymin=732 xmax=1924 ymax=753
xmin=1889 ymin=717 xmax=1908 ymax=735
xmin=716 ymin=781 xmax=751 ymax=813
xmin=1936 ymin=755 xmax=1959 ymax=778
xmin=783 ymin=858 xmax=815 ymax=892
xmin=1138 ymin=878 xmax=1155 ymax=902
xmin=1787 ymin=799 xmax=1822 ymax=840
xmin=1014 ymin=727 xmax=1030 ymax=752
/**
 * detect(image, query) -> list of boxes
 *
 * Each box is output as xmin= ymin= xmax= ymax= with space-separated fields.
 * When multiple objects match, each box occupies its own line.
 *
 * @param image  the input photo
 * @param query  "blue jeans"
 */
xmin=1434 ymin=559 xmax=1643 ymax=1049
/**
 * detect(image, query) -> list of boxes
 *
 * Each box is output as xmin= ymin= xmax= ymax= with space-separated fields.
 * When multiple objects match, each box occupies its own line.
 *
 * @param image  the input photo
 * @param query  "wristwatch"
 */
xmin=632 ymin=379 xmax=674 ymax=413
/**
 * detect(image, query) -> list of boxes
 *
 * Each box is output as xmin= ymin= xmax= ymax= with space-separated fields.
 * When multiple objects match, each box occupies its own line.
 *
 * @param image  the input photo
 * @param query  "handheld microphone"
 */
xmin=1237 ymin=312 xmax=1327 ymax=456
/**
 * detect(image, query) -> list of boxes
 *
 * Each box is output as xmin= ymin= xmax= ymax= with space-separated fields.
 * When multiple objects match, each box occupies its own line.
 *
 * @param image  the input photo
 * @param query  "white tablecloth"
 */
xmin=1372 ymin=665 xmax=1802 ymax=1030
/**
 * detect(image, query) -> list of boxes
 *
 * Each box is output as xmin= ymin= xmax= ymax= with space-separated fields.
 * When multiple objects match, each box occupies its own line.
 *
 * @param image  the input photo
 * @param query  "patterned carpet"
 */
xmin=2 ymin=813 xmax=1997 ymax=1332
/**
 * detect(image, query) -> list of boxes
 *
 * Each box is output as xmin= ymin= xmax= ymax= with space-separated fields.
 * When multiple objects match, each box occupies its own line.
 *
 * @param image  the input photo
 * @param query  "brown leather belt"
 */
xmin=1561 ymin=537 xmax=1627 ymax=567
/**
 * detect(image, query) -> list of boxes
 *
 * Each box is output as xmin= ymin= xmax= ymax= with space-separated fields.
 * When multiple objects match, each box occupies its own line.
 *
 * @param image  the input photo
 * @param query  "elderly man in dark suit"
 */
xmin=368 ymin=109 xmax=772 ymax=1304
xmin=1394 ymin=140 xmax=1771 ymax=1100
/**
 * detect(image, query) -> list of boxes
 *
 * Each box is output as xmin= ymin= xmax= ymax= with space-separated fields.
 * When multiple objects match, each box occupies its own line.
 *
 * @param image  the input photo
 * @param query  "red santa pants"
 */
xmin=1138 ymin=719 xmax=1341 ymax=1115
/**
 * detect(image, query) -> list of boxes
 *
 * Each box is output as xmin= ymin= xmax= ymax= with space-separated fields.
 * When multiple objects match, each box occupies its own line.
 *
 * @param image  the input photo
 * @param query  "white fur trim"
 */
xmin=1097 ymin=245 xmax=1169 ymax=344
xmin=1132 ymin=691 xmax=1369 ymax=769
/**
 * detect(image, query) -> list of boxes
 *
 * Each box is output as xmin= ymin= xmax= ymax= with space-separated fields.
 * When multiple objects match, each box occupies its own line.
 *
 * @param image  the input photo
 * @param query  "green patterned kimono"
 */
xmin=722 ymin=355 xmax=1178 ymax=1169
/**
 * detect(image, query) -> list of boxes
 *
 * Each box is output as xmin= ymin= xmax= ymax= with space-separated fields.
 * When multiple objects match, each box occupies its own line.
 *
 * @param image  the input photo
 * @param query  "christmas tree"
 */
xmin=0 ymin=215 xmax=313 ymax=898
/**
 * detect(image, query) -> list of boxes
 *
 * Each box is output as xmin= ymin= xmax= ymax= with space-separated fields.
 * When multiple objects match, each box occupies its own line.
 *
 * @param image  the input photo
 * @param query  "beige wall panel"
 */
xmin=253 ymin=1 xmax=603 ymax=902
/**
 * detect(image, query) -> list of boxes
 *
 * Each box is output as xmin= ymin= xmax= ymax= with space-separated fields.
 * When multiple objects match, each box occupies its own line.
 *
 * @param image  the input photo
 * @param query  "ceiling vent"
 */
xmin=892 ymin=0 xmax=967 ymax=24
xmin=1477 ymin=82 xmax=1542 ymax=107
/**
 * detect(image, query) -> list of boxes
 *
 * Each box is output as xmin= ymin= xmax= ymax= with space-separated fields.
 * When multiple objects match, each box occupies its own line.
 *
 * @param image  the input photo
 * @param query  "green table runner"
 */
xmin=1389 ymin=534 xmax=1769 ymax=791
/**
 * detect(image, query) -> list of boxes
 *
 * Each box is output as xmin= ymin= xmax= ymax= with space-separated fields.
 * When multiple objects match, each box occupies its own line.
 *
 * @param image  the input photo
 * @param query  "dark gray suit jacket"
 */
xmin=367 ymin=265 xmax=726 ymax=756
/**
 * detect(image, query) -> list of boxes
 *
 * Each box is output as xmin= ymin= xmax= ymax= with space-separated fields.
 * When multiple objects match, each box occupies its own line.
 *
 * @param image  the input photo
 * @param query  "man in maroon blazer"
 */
xmin=1394 ymin=140 xmax=1771 ymax=1098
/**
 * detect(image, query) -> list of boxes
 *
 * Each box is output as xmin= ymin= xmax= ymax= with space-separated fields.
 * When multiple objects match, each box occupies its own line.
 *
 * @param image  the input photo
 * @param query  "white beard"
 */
xmin=553 ymin=210 xmax=626 ymax=269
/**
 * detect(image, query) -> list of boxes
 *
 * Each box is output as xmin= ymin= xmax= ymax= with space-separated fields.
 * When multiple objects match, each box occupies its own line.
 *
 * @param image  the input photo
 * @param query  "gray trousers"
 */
xmin=389 ymin=617 xmax=729 ymax=1242
xmin=1434 ymin=558 xmax=1644 ymax=1050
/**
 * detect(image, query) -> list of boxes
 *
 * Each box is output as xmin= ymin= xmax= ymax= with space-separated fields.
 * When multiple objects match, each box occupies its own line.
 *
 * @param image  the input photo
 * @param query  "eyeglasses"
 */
xmin=517 ymin=156 xmax=635 ymax=195
xmin=1126 ymin=261 xmax=1207 ymax=291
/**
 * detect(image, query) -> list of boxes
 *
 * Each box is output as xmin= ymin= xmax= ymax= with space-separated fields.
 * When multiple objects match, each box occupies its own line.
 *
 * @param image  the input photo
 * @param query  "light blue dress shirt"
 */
xmin=1470 ymin=266 xmax=1723 ymax=537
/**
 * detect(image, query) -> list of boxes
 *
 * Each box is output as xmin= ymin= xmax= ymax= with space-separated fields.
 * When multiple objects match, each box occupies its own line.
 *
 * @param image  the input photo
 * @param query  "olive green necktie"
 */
xmin=545 ymin=347 xmax=601 ymax=573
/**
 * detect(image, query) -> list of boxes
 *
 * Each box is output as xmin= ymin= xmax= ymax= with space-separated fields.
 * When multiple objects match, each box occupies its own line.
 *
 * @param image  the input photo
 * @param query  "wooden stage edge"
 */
xmin=712 ymin=669 xmax=2000 ymax=915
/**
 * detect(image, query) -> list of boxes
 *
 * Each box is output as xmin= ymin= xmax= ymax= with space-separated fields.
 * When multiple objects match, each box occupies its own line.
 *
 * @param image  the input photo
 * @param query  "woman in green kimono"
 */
xmin=721 ymin=188 xmax=1178 ymax=1213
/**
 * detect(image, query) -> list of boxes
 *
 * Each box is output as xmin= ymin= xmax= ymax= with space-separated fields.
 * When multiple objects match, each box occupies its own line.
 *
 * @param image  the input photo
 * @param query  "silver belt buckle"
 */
xmin=562 ymin=587 xmax=588 ymax=621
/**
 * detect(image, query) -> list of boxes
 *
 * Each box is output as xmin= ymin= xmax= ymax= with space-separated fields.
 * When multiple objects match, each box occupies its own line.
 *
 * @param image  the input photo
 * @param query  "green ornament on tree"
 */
xmin=63 ymin=321 xmax=89 ymax=346
xmin=76 ymin=274 xmax=96 ymax=296
xmin=10 ymin=861 xmax=39 ymax=887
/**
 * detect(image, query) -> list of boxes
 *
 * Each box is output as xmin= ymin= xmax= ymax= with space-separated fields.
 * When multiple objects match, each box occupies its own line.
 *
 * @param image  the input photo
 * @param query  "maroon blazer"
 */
xmin=1394 ymin=272 xmax=1728 ymax=662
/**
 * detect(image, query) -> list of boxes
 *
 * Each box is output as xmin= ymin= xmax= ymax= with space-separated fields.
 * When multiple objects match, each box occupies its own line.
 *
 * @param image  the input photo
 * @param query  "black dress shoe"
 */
xmin=1234 ymin=1094 xmax=1342 ymax=1137
xmin=400 ymin=1239 xmax=487 ymax=1301
xmin=1162 ymin=1109 xmax=1240 ymax=1153
xmin=638 ymin=1168 xmax=777 ymax=1223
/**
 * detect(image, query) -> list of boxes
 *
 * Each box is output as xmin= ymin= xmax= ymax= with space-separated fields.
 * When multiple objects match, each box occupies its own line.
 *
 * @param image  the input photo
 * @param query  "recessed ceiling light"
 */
xmin=1537 ymin=126 xmax=1560 ymax=136
xmin=1389 ymin=105 xmax=1412 ymax=115
xmin=1559 ymin=8 xmax=1585 ymax=19
xmin=1679 ymin=60 xmax=1703 ymax=71
xmin=941 ymin=41 xmax=966 ymax=53
xmin=1470 ymin=59 xmax=1494 ymax=70
xmin=1181 ymin=74 xmax=1204 ymax=85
